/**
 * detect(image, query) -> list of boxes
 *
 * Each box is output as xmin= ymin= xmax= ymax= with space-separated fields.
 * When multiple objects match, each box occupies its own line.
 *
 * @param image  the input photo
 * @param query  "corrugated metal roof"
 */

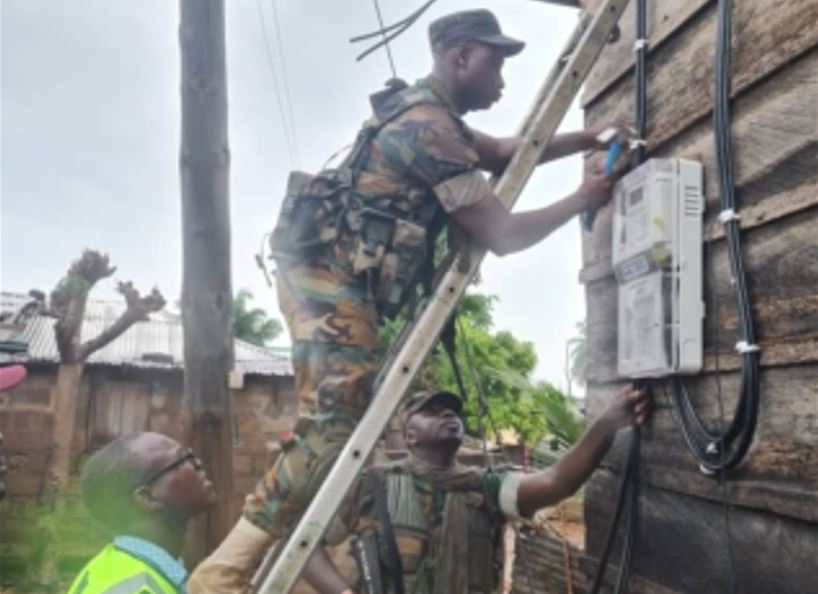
xmin=0 ymin=292 xmax=291 ymax=376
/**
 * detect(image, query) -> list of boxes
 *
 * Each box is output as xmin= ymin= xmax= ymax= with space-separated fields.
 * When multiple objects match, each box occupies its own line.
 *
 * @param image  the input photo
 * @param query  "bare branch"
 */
xmin=78 ymin=283 xmax=166 ymax=361
xmin=68 ymin=249 xmax=117 ymax=285
xmin=50 ymin=250 xmax=116 ymax=362
xmin=118 ymin=281 xmax=166 ymax=317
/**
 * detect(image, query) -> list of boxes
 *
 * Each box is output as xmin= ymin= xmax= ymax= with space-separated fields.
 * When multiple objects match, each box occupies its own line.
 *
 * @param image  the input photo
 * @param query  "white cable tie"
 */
xmin=735 ymin=341 xmax=761 ymax=354
xmin=718 ymin=208 xmax=741 ymax=224
xmin=629 ymin=138 xmax=647 ymax=150
xmin=698 ymin=463 xmax=716 ymax=476
xmin=633 ymin=38 xmax=649 ymax=52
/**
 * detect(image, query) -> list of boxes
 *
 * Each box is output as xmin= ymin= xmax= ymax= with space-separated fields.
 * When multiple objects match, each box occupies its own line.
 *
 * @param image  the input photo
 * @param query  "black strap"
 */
xmin=441 ymin=316 xmax=468 ymax=402
xmin=369 ymin=468 xmax=405 ymax=594
xmin=346 ymin=85 xmax=438 ymax=189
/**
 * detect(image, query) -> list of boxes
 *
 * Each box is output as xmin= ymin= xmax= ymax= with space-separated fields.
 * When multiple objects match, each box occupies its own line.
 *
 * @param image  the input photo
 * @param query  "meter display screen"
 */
xmin=629 ymin=187 xmax=644 ymax=207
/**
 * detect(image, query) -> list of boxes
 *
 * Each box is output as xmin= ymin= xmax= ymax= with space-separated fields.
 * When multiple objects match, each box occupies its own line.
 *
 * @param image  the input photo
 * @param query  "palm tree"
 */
xmin=232 ymin=289 xmax=282 ymax=347
xmin=567 ymin=320 xmax=588 ymax=392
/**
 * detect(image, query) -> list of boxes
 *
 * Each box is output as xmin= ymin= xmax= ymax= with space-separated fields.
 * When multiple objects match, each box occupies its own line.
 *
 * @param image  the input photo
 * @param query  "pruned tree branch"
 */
xmin=78 ymin=282 xmax=166 ymax=361
xmin=51 ymin=250 xmax=117 ymax=362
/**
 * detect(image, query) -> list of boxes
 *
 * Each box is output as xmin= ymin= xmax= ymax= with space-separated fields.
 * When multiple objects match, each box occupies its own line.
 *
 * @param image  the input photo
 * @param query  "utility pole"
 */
xmin=179 ymin=0 xmax=234 ymax=561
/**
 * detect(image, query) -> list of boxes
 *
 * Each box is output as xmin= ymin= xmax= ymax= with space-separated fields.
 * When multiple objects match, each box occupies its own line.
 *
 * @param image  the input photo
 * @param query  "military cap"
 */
xmin=402 ymin=390 xmax=463 ymax=423
xmin=428 ymin=9 xmax=525 ymax=57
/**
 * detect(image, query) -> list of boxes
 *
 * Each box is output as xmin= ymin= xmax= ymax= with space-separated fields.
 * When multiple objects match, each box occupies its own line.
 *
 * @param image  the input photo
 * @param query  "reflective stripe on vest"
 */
xmin=66 ymin=545 xmax=179 ymax=594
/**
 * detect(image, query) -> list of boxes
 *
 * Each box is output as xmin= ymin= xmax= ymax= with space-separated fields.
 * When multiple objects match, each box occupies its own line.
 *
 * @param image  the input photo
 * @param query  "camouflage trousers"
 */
xmin=242 ymin=261 xmax=379 ymax=537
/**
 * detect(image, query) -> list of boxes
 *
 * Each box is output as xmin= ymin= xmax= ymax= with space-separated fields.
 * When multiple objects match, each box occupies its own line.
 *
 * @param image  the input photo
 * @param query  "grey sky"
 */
xmin=1 ymin=0 xmax=590 ymax=392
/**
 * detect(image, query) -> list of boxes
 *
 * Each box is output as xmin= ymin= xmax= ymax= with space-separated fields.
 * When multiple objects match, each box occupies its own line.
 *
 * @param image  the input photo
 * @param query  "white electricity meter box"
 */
xmin=612 ymin=158 xmax=705 ymax=378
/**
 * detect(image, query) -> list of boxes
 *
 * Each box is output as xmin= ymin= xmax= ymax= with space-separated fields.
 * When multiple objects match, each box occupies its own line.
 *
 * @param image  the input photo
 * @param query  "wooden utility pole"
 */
xmin=179 ymin=0 xmax=234 ymax=561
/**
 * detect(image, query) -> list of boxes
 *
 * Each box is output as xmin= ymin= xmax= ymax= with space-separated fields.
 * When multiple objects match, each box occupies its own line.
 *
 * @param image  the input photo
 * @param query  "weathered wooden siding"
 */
xmin=511 ymin=529 xmax=587 ymax=594
xmin=580 ymin=0 xmax=818 ymax=592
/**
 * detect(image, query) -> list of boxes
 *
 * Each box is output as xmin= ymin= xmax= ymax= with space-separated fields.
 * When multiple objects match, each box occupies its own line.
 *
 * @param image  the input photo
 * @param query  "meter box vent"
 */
xmin=612 ymin=158 xmax=705 ymax=378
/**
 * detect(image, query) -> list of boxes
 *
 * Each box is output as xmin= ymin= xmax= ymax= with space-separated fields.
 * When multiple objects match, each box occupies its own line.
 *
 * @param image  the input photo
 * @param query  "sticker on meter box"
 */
xmin=616 ymin=253 xmax=653 ymax=283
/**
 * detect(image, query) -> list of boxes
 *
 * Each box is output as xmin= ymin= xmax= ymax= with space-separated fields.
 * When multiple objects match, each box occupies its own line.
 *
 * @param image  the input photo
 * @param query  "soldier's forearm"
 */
xmin=489 ymin=191 xmax=588 ymax=256
xmin=473 ymin=130 xmax=594 ymax=174
xmin=539 ymin=130 xmax=596 ymax=163
xmin=302 ymin=547 xmax=352 ymax=594
xmin=517 ymin=416 xmax=616 ymax=515
xmin=548 ymin=415 xmax=617 ymax=497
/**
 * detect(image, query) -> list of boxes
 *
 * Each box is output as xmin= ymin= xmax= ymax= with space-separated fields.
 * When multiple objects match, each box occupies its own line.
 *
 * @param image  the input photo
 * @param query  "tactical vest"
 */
xmin=366 ymin=463 xmax=503 ymax=594
xmin=269 ymin=80 xmax=456 ymax=319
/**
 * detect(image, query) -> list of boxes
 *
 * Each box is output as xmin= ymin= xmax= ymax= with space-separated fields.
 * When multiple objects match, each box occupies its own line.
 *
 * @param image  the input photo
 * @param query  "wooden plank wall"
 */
xmin=579 ymin=0 xmax=818 ymax=592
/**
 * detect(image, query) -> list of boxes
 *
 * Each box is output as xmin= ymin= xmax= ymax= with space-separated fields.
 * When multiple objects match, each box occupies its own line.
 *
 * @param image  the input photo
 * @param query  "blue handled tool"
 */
xmin=603 ymin=140 xmax=622 ymax=175
xmin=582 ymin=139 xmax=622 ymax=232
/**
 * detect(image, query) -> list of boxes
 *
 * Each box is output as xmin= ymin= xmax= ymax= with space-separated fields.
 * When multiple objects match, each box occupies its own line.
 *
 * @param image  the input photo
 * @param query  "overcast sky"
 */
xmin=1 ymin=0 xmax=590 ymax=392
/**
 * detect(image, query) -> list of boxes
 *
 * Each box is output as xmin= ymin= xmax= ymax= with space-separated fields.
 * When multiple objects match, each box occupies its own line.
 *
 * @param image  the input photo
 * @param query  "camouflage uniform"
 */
xmin=241 ymin=76 xmax=495 ymax=537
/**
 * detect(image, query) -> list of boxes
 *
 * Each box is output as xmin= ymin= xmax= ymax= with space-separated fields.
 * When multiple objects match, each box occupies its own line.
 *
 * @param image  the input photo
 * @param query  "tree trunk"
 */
xmin=179 ymin=0 xmax=234 ymax=562
xmin=47 ymin=362 xmax=85 ymax=495
xmin=34 ymin=362 xmax=85 ymax=590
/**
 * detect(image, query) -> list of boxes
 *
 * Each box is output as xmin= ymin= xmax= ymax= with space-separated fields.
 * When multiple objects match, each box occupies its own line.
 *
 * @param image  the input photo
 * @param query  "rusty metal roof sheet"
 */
xmin=0 ymin=292 xmax=291 ymax=376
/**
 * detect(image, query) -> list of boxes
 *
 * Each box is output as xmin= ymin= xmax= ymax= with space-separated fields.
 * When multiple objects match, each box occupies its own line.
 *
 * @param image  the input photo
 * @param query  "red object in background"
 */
xmin=0 ymin=365 xmax=27 ymax=392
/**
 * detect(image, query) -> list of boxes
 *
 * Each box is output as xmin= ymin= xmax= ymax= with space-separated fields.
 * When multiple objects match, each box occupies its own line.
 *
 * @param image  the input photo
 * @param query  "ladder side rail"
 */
xmin=516 ymin=12 xmax=591 ymax=139
xmin=258 ymin=2 xmax=628 ymax=591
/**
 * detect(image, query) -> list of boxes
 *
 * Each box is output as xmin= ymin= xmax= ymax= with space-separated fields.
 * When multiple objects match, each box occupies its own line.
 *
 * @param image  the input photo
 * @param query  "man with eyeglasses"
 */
xmin=66 ymin=432 xmax=217 ymax=594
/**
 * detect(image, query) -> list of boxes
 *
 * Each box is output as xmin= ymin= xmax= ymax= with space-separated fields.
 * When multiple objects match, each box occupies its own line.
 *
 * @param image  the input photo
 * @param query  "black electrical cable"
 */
xmin=668 ymin=0 xmax=760 ymax=474
xmin=710 ymin=220 xmax=738 ymax=594
xmin=664 ymin=1 xmax=752 ymax=589
xmin=708 ymin=219 xmax=739 ymax=594
xmin=350 ymin=0 xmax=440 ymax=63
xmin=370 ymin=0 xmax=399 ymax=79
xmin=613 ymin=427 xmax=640 ymax=593
xmin=631 ymin=0 xmax=647 ymax=168
xmin=588 ymin=1 xmax=648 ymax=591
xmin=587 ymin=425 xmax=640 ymax=594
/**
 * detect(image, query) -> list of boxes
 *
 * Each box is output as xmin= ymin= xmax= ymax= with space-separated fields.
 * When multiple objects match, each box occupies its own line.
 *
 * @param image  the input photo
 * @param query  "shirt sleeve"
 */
xmin=376 ymin=104 xmax=493 ymax=212
xmin=483 ymin=469 xmax=527 ymax=520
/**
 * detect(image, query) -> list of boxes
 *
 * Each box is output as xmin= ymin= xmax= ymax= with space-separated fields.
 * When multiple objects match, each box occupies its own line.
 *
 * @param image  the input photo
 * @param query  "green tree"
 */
xmin=567 ymin=320 xmax=588 ymax=389
xmin=232 ymin=289 xmax=282 ymax=346
xmin=379 ymin=292 xmax=584 ymax=454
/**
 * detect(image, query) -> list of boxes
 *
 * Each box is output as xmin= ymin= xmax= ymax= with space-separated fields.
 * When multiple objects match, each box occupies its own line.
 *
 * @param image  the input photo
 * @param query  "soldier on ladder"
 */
xmin=189 ymin=9 xmax=626 ymax=593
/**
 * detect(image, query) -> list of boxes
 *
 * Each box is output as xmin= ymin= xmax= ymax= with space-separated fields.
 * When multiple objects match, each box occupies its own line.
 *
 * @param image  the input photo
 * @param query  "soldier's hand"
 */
xmin=576 ymin=169 xmax=615 ymax=211
xmin=587 ymin=122 xmax=637 ymax=151
xmin=601 ymin=384 xmax=650 ymax=431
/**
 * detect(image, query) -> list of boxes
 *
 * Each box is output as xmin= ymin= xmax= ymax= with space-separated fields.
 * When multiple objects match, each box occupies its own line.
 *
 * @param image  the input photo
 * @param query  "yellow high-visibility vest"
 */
xmin=66 ymin=543 xmax=181 ymax=594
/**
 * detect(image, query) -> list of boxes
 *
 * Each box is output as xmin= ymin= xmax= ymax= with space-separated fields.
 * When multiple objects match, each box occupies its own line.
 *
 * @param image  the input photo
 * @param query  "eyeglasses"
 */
xmin=143 ymin=447 xmax=201 ymax=486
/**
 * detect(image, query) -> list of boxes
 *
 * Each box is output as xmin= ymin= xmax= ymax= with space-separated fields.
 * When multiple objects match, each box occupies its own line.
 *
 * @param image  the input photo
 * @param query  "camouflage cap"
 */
xmin=428 ymin=9 xmax=525 ymax=57
xmin=401 ymin=390 xmax=463 ymax=423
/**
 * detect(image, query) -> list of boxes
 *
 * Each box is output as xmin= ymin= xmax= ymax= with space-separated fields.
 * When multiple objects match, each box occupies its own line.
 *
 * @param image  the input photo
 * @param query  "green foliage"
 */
xmin=232 ymin=289 xmax=283 ymax=347
xmin=0 ymin=496 xmax=106 ymax=593
xmin=568 ymin=320 xmax=588 ymax=387
xmin=379 ymin=292 xmax=584 ymax=450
